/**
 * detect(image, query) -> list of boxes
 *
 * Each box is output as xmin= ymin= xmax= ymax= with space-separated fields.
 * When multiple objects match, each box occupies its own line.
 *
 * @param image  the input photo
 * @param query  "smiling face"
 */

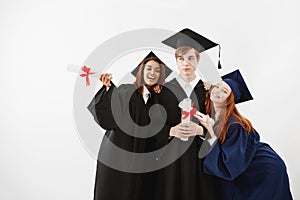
xmin=143 ymin=60 xmax=161 ymax=86
xmin=210 ymin=81 xmax=232 ymax=105
xmin=176 ymin=47 xmax=199 ymax=80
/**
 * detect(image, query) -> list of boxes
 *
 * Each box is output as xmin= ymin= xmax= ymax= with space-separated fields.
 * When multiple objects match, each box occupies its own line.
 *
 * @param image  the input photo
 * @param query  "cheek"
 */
xmin=143 ymin=72 xmax=147 ymax=79
xmin=176 ymin=60 xmax=183 ymax=66
xmin=192 ymin=60 xmax=198 ymax=66
xmin=221 ymin=94 xmax=228 ymax=101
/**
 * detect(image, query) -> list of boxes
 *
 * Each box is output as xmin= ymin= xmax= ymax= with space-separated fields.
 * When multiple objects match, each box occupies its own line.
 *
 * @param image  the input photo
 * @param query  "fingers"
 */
xmin=174 ymin=132 xmax=189 ymax=140
xmin=179 ymin=123 xmax=194 ymax=134
xmin=203 ymin=81 xmax=212 ymax=91
xmin=153 ymin=85 xmax=162 ymax=93
xmin=206 ymin=114 xmax=210 ymax=122
xmin=170 ymin=125 xmax=189 ymax=140
xmin=193 ymin=114 xmax=210 ymax=129
xmin=171 ymin=122 xmax=205 ymax=139
xmin=178 ymin=123 xmax=202 ymax=137
xmin=100 ymin=73 xmax=112 ymax=87
xmin=193 ymin=114 xmax=201 ymax=121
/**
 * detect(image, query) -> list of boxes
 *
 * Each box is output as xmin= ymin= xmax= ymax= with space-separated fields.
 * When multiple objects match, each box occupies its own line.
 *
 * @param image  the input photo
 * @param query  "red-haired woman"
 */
xmin=195 ymin=70 xmax=293 ymax=200
xmin=88 ymin=54 xmax=168 ymax=200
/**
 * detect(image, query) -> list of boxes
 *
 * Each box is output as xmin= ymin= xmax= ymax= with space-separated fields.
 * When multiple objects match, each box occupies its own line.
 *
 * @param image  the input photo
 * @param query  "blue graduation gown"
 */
xmin=203 ymin=117 xmax=293 ymax=200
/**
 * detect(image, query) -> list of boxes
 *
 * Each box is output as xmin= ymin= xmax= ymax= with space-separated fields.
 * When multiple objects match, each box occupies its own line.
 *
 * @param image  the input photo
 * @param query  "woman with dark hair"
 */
xmin=195 ymin=70 xmax=293 ymax=200
xmin=88 ymin=53 xmax=170 ymax=200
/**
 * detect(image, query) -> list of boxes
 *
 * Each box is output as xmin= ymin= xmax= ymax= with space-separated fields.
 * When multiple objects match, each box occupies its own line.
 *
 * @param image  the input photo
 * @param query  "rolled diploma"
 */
xmin=178 ymin=98 xmax=215 ymax=142
xmin=67 ymin=64 xmax=101 ymax=78
xmin=193 ymin=111 xmax=215 ymax=126
xmin=178 ymin=98 xmax=192 ymax=141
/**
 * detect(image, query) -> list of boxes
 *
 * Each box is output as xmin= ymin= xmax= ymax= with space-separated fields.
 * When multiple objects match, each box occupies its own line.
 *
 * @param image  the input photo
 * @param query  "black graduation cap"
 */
xmin=162 ymin=28 xmax=222 ymax=69
xmin=222 ymin=69 xmax=253 ymax=104
xmin=131 ymin=51 xmax=172 ymax=78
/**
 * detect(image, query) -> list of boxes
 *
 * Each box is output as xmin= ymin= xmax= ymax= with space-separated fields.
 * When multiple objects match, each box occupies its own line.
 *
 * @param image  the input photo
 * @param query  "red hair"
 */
xmin=205 ymin=89 xmax=253 ymax=144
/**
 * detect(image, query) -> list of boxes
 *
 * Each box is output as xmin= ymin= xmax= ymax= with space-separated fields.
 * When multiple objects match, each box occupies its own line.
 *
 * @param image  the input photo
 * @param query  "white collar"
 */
xmin=142 ymin=85 xmax=151 ymax=104
xmin=176 ymin=74 xmax=200 ymax=96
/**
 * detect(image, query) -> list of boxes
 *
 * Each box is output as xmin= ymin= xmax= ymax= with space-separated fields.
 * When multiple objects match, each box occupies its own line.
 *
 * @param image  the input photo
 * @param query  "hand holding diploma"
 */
xmin=99 ymin=73 xmax=112 ymax=87
xmin=171 ymin=98 xmax=209 ymax=141
xmin=178 ymin=98 xmax=215 ymax=126
xmin=169 ymin=122 xmax=204 ymax=141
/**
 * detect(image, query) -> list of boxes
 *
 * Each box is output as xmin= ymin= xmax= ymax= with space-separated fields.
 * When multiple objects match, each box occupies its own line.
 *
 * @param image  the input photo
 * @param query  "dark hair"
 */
xmin=133 ymin=57 xmax=166 ymax=95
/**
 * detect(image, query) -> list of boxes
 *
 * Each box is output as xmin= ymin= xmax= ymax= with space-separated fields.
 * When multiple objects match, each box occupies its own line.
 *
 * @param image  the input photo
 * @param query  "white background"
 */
xmin=1 ymin=0 xmax=299 ymax=199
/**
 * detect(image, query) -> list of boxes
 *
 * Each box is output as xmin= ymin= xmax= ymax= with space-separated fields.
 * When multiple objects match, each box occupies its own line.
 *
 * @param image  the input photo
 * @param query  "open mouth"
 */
xmin=147 ymin=76 xmax=156 ymax=81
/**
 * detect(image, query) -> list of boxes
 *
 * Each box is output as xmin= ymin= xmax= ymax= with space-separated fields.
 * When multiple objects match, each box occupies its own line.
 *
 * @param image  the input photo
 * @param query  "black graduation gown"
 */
xmin=88 ymin=83 xmax=166 ymax=200
xmin=141 ymin=78 xmax=220 ymax=200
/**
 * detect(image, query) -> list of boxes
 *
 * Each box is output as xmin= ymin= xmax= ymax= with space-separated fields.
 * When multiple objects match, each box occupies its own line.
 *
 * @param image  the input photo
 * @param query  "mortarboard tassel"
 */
xmin=218 ymin=45 xmax=222 ymax=69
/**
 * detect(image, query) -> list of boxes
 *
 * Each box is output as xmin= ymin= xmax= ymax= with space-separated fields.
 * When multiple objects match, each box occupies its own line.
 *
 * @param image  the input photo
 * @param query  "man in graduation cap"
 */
xmin=144 ymin=29 xmax=222 ymax=200
xmin=87 ymin=51 xmax=173 ymax=200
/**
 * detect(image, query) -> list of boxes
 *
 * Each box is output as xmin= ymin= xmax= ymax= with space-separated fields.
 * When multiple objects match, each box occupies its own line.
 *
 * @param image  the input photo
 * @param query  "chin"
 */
xmin=147 ymin=82 xmax=155 ymax=86
xmin=181 ymin=72 xmax=190 ymax=76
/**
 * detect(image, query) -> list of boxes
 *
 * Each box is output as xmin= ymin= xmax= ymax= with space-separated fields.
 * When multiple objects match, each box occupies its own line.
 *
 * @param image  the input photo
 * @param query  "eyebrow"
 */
xmin=145 ymin=65 xmax=160 ymax=69
xmin=223 ymin=87 xmax=230 ymax=93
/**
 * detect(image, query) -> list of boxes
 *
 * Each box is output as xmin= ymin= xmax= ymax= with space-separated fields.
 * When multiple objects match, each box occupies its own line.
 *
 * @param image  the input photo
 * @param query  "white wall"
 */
xmin=0 ymin=0 xmax=299 ymax=199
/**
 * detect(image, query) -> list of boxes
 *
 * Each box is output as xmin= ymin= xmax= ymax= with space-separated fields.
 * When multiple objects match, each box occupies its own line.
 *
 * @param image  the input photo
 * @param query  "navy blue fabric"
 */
xmin=223 ymin=78 xmax=241 ymax=103
xmin=203 ymin=117 xmax=293 ymax=200
xmin=221 ymin=69 xmax=253 ymax=104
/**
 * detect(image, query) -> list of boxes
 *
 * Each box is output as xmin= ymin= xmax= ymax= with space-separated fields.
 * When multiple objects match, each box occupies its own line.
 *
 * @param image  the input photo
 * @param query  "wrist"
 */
xmin=170 ymin=127 xmax=174 ymax=137
xmin=208 ymin=128 xmax=215 ymax=138
xmin=198 ymin=125 xmax=204 ymax=136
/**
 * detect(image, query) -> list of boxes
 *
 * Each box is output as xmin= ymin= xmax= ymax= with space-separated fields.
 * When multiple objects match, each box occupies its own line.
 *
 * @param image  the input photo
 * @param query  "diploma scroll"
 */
xmin=178 ymin=98 xmax=215 ymax=141
xmin=67 ymin=64 xmax=103 ymax=86
xmin=178 ymin=98 xmax=193 ymax=141
xmin=193 ymin=111 xmax=215 ymax=126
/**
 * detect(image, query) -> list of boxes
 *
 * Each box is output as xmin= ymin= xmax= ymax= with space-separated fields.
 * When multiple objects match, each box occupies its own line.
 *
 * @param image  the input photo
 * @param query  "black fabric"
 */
xmin=88 ymin=83 xmax=169 ymax=200
xmin=140 ymin=78 xmax=221 ymax=200
xmin=88 ymin=80 xmax=220 ymax=200
xmin=162 ymin=28 xmax=218 ymax=53
xmin=162 ymin=28 xmax=222 ymax=69
xmin=131 ymin=51 xmax=172 ymax=78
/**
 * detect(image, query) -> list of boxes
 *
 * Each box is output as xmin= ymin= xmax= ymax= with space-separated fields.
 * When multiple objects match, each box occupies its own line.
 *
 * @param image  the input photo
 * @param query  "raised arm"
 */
xmin=87 ymin=73 xmax=118 ymax=130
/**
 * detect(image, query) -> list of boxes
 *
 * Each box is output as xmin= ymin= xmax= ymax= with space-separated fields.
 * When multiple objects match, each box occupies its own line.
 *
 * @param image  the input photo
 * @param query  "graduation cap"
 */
xmin=222 ymin=69 xmax=253 ymax=104
xmin=131 ymin=51 xmax=172 ymax=78
xmin=162 ymin=28 xmax=222 ymax=69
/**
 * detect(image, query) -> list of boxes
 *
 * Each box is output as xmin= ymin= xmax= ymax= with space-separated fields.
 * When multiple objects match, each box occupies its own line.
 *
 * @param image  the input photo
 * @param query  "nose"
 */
xmin=215 ymin=87 xmax=222 ymax=94
xmin=183 ymin=59 xmax=188 ymax=65
xmin=150 ymin=69 xmax=156 ymax=75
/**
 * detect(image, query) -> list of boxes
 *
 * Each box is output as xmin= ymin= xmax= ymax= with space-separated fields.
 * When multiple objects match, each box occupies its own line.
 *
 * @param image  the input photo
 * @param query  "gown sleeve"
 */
xmin=87 ymin=83 xmax=135 ymax=130
xmin=203 ymin=123 xmax=259 ymax=181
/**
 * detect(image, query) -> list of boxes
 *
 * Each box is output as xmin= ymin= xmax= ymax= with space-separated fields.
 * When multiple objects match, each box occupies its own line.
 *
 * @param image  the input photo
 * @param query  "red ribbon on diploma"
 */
xmin=80 ymin=66 xmax=95 ymax=86
xmin=182 ymin=108 xmax=198 ymax=121
xmin=181 ymin=102 xmax=205 ymax=121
